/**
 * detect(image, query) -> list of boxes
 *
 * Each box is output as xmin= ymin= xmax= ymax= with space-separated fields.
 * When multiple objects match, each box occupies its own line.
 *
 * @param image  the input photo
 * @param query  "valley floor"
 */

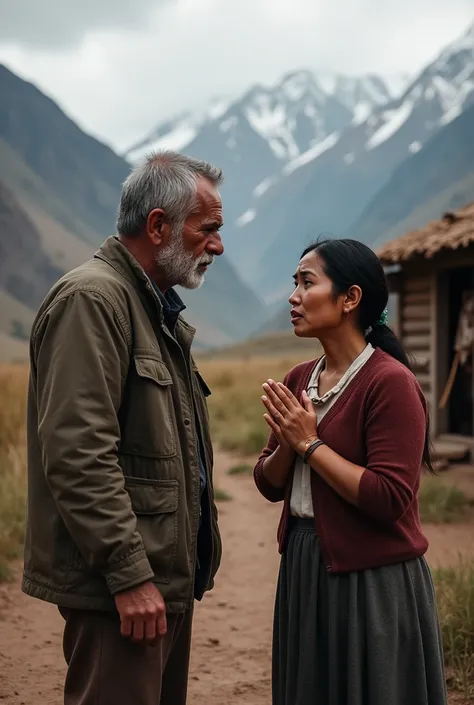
xmin=0 ymin=452 xmax=473 ymax=704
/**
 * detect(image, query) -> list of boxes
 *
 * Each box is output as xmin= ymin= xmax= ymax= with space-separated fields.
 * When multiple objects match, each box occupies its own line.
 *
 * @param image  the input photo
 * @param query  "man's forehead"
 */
xmin=196 ymin=176 xmax=221 ymax=201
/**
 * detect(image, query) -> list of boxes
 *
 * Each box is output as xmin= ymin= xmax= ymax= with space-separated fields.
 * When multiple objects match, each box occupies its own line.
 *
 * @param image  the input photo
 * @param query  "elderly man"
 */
xmin=23 ymin=151 xmax=224 ymax=704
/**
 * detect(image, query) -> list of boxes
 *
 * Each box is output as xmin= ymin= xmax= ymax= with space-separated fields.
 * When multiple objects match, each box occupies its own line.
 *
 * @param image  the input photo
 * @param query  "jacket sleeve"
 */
xmin=32 ymin=289 xmax=155 ymax=594
xmin=357 ymin=366 xmax=427 ymax=524
xmin=253 ymin=370 xmax=293 ymax=503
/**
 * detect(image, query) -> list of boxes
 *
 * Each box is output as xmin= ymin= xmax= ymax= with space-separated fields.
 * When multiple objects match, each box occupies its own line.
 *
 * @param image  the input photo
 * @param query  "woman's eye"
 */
xmin=304 ymin=279 xmax=312 ymax=287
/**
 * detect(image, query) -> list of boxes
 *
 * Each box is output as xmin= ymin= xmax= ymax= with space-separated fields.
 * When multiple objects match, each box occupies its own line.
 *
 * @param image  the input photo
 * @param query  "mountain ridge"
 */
xmin=124 ymin=70 xmax=404 ymax=261
xmin=0 ymin=65 xmax=267 ymax=356
xmin=229 ymin=21 xmax=474 ymax=304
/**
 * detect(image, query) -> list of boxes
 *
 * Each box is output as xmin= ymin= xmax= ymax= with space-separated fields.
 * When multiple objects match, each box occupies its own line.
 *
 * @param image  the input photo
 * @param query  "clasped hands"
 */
xmin=261 ymin=379 xmax=318 ymax=454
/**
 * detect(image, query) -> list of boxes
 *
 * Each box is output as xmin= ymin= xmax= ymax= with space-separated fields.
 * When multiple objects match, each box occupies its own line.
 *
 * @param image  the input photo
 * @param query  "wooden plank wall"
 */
xmin=400 ymin=274 xmax=434 ymax=416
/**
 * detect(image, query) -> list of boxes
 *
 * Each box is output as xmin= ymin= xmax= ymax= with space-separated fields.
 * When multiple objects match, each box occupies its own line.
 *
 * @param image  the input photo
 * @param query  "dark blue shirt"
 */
xmin=149 ymin=282 xmax=207 ymax=501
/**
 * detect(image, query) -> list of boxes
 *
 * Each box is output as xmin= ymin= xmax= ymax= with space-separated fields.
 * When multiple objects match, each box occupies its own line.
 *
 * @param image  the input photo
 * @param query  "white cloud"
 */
xmin=0 ymin=0 xmax=165 ymax=48
xmin=0 ymin=0 xmax=473 ymax=150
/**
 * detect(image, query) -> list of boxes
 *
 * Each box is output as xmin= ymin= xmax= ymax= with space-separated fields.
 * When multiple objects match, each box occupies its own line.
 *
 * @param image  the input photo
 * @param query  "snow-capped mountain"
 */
xmin=358 ymin=21 xmax=474 ymax=155
xmin=123 ymin=69 xmax=404 ymax=263
xmin=125 ymin=70 xmax=401 ymax=166
xmin=124 ymin=96 xmax=231 ymax=164
xmin=229 ymin=21 xmax=474 ymax=304
xmin=317 ymin=72 xmax=408 ymax=123
xmin=228 ymin=71 xmax=351 ymax=162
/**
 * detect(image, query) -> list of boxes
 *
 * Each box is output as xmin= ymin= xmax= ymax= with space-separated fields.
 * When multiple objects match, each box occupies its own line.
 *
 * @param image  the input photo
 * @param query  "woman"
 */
xmin=254 ymin=239 xmax=447 ymax=705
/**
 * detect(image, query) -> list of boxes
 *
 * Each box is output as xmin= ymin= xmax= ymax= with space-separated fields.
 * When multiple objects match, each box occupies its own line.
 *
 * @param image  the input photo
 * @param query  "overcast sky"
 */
xmin=1 ymin=0 xmax=473 ymax=152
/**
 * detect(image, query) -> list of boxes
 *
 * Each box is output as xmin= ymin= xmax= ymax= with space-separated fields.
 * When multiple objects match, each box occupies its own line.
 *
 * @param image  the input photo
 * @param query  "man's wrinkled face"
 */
xmin=156 ymin=178 xmax=224 ymax=289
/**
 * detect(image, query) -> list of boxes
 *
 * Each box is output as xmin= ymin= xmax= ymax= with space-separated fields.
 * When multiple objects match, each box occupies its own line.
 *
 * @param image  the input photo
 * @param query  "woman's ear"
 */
xmin=343 ymin=285 xmax=363 ymax=313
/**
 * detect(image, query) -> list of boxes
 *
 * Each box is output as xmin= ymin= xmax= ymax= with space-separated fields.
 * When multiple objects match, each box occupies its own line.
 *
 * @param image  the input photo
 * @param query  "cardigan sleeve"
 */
xmin=253 ymin=431 xmax=286 ymax=502
xmin=358 ymin=365 xmax=427 ymax=524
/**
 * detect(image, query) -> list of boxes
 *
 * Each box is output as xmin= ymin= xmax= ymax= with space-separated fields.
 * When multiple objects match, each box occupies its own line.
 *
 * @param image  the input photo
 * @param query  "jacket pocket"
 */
xmin=121 ymin=355 xmax=177 ymax=458
xmin=125 ymin=477 xmax=179 ymax=584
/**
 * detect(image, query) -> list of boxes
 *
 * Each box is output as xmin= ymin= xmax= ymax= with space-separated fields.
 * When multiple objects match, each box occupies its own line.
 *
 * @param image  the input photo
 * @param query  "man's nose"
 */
xmin=208 ymin=234 xmax=224 ymax=256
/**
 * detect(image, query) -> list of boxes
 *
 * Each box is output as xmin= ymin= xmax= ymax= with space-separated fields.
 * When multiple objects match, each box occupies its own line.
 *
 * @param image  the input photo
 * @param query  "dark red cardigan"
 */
xmin=253 ymin=347 xmax=429 ymax=573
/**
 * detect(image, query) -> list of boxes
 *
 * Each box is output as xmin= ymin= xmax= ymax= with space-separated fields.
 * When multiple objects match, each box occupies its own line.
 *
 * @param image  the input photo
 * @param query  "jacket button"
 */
xmin=184 ymin=419 xmax=191 ymax=426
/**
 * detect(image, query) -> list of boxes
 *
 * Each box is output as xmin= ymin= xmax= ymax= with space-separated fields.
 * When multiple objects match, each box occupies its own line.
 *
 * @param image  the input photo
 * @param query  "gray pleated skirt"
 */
xmin=273 ymin=518 xmax=448 ymax=705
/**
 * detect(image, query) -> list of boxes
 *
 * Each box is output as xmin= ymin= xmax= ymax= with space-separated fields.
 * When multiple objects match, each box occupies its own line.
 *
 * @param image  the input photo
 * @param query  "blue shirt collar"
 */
xmin=148 ymin=278 xmax=186 ymax=331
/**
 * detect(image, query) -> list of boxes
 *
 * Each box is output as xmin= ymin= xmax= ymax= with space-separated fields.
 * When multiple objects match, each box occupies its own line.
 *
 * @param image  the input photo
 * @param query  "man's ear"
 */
xmin=146 ymin=209 xmax=172 ymax=246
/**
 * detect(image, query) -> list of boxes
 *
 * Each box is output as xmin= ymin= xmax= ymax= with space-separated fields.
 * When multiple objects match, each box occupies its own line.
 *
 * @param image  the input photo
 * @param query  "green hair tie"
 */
xmin=377 ymin=308 xmax=388 ymax=326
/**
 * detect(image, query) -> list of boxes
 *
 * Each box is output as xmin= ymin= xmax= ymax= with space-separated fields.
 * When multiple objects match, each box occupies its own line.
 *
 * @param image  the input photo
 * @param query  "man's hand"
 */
xmin=114 ymin=581 xmax=167 ymax=644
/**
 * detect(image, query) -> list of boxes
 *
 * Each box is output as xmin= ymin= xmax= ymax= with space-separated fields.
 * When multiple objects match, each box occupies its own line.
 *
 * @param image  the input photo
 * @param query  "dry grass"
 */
xmin=196 ymin=331 xmax=321 ymax=361
xmin=213 ymin=487 xmax=233 ymax=502
xmin=434 ymin=560 xmax=474 ymax=698
xmin=419 ymin=476 xmax=472 ymax=524
xmin=227 ymin=463 xmax=254 ymax=476
xmin=199 ymin=353 xmax=314 ymax=456
xmin=0 ymin=364 xmax=28 ymax=579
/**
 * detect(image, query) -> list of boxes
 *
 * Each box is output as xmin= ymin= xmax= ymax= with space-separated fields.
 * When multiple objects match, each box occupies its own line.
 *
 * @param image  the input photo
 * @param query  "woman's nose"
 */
xmin=289 ymin=289 xmax=299 ymax=305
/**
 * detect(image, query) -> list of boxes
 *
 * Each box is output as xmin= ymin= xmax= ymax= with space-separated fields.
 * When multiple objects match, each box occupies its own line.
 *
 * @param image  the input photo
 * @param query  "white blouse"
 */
xmin=289 ymin=343 xmax=375 ymax=518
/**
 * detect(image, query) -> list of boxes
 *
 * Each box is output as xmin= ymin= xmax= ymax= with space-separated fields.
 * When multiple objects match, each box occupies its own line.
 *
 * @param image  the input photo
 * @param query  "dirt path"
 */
xmin=1 ymin=453 xmax=473 ymax=704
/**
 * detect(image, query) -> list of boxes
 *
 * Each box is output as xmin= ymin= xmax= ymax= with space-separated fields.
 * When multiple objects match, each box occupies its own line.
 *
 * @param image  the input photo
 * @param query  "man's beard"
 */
xmin=155 ymin=230 xmax=213 ymax=289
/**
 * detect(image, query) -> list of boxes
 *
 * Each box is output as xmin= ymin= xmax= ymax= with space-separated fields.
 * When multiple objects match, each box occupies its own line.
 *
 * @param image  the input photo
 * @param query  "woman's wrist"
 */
xmin=302 ymin=438 xmax=325 ymax=464
xmin=296 ymin=435 xmax=319 ymax=456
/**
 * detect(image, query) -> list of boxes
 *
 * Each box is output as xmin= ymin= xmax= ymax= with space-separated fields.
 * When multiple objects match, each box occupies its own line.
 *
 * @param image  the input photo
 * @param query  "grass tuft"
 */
xmin=0 ymin=365 xmax=28 ymax=581
xmin=419 ymin=477 xmax=471 ymax=524
xmin=227 ymin=463 xmax=253 ymax=476
xmin=213 ymin=487 xmax=233 ymax=502
xmin=433 ymin=559 xmax=474 ymax=697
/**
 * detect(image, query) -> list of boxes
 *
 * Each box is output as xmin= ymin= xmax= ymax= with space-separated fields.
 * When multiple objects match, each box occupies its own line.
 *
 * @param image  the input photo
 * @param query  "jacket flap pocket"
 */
xmin=193 ymin=368 xmax=212 ymax=397
xmin=125 ymin=478 xmax=178 ymax=514
xmin=134 ymin=356 xmax=173 ymax=386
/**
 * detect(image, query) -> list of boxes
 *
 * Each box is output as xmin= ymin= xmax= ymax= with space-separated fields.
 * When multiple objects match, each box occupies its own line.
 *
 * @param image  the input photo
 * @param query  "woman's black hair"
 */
xmin=301 ymin=237 xmax=434 ymax=473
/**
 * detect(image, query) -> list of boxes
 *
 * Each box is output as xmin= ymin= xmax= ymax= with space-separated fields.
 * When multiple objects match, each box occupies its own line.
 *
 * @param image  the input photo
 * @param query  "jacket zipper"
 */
xmin=145 ymin=281 xmax=204 ymax=603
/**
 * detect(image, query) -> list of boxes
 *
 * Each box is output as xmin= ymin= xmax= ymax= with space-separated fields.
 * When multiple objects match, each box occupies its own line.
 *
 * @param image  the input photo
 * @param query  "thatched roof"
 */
xmin=377 ymin=202 xmax=474 ymax=264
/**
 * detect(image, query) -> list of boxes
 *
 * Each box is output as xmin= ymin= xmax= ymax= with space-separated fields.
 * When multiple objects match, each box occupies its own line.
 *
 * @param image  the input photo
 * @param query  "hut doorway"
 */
xmin=447 ymin=267 xmax=474 ymax=436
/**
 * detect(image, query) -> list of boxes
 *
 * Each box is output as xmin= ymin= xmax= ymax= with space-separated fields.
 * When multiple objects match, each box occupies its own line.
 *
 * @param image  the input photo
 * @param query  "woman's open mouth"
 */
xmin=290 ymin=309 xmax=303 ymax=324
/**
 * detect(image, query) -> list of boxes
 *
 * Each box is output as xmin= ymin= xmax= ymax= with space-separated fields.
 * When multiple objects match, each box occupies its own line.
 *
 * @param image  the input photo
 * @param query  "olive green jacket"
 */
xmin=22 ymin=237 xmax=222 ymax=613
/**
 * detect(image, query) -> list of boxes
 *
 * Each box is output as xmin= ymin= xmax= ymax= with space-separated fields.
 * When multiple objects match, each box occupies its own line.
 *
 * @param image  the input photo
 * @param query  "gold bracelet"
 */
xmin=303 ymin=439 xmax=325 ymax=464
xmin=301 ymin=436 xmax=318 ymax=454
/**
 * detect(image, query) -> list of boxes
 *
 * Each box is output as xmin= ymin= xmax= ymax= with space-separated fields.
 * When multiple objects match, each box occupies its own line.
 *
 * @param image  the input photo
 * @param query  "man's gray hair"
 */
xmin=116 ymin=150 xmax=223 ymax=236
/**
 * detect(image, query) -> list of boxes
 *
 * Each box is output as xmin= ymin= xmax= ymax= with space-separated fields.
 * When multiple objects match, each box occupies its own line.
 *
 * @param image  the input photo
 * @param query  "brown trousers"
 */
xmin=59 ymin=607 xmax=193 ymax=705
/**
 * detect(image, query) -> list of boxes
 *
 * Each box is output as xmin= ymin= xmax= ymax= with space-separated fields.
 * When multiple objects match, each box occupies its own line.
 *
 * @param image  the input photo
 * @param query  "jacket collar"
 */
xmin=94 ymin=236 xmax=196 ymax=344
xmin=94 ymin=236 xmax=151 ymax=290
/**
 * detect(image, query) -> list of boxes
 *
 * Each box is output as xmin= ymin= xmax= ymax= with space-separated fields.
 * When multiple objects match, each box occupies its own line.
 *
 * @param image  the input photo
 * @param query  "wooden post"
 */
xmin=430 ymin=272 xmax=438 ymax=435
xmin=436 ymin=271 xmax=449 ymax=435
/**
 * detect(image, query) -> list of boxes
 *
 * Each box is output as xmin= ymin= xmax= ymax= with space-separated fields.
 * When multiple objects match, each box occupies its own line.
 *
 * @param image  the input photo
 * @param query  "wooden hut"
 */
xmin=377 ymin=201 xmax=474 ymax=462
